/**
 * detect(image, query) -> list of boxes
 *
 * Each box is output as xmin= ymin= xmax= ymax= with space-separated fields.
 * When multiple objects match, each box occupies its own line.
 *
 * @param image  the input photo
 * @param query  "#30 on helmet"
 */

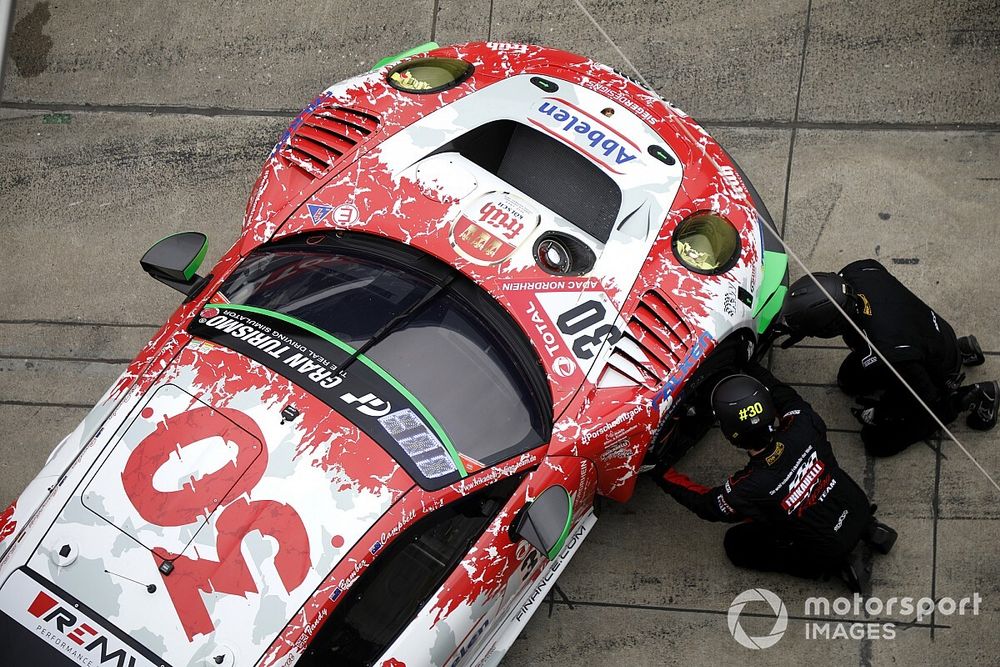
xmin=711 ymin=374 xmax=777 ymax=445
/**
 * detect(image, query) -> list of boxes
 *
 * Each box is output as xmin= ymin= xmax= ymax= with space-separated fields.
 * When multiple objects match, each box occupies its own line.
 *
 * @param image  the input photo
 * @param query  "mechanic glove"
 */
xmin=850 ymin=406 xmax=877 ymax=426
xmin=656 ymin=467 xmax=711 ymax=494
xmin=661 ymin=468 xmax=688 ymax=486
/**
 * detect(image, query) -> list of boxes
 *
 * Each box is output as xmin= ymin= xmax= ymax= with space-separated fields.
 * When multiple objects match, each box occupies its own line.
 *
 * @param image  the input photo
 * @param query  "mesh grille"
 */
xmin=496 ymin=123 xmax=622 ymax=243
xmin=606 ymin=290 xmax=693 ymax=386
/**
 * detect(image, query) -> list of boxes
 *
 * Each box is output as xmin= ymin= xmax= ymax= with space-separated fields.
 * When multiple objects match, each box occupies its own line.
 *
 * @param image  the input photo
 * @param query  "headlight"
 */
xmin=672 ymin=212 xmax=741 ymax=274
xmin=387 ymin=57 xmax=473 ymax=94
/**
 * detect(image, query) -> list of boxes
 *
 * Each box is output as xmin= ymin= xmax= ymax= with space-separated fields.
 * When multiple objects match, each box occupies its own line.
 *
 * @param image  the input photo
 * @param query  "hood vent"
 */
xmin=606 ymin=290 xmax=692 ymax=387
xmin=276 ymin=104 xmax=380 ymax=181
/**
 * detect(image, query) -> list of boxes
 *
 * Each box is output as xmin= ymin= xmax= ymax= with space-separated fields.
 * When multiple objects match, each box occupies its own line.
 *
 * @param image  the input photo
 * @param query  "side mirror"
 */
xmin=140 ymin=232 xmax=208 ymax=295
xmin=510 ymin=485 xmax=573 ymax=559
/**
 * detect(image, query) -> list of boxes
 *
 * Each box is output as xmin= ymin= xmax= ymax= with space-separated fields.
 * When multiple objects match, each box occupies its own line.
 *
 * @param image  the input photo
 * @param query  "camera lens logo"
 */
xmin=727 ymin=588 xmax=788 ymax=649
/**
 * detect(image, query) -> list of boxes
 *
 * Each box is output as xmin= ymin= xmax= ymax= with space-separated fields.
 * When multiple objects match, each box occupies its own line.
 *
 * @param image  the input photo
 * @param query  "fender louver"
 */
xmin=275 ymin=104 xmax=380 ymax=182
xmin=606 ymin=290 xmax=693 ymax=387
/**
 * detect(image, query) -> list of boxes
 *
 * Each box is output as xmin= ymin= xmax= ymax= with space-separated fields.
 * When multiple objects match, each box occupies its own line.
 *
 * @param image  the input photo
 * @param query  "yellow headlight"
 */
xmin=673 ymin=213 xmax=741 ymax=274
xmin=387 ymin=58 xmax=474 ymax=94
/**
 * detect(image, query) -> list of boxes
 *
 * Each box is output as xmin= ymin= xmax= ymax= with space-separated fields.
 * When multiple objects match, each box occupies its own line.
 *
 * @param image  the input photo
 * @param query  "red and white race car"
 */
xmin=0 ymin=42 xmax=788 ymax=667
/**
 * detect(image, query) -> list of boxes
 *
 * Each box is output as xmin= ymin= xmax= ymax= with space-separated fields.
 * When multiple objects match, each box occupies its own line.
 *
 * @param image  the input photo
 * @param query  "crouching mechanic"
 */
xmin=656 ymin=363 xmax=895 ymax=591
xmin=782 ymin=259 xmax=998 ymax=457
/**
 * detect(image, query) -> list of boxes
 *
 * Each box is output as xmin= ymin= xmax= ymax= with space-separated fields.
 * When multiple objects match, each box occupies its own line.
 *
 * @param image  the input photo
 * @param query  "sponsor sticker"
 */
xmin=528 ymin=97 xmax=641 ymax=174
xmin=781 ymin=452 xmax=826 ymax=512
xmin=451 ymin=192 xmax=539 ymax=264
xmin=307 ymin=203 xmax=334 ymax=225
xmin=651 ymin=331 xmax=714 ymax=415
xmin=0 ymin=568 xmax=164 ymax=667
xmin=333 ymin=203 xmax=360 ymax=226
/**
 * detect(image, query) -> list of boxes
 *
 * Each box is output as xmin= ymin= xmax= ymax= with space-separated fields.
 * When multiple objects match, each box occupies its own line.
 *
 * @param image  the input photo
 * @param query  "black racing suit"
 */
xmin=658 ymin=365 xmax=871 ymax=578
xmin=837 ymin=259 xmax=967 ymax=456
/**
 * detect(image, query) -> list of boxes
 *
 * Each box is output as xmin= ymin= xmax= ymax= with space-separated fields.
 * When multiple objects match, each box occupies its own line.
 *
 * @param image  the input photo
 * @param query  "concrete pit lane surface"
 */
xmin=1 ymin=1 xmax=998 ymax=664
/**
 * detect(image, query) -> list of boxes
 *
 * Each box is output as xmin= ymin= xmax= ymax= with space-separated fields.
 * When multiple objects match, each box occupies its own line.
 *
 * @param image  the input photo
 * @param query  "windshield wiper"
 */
xmin=338 ymin=273 xmax=456 ymax=374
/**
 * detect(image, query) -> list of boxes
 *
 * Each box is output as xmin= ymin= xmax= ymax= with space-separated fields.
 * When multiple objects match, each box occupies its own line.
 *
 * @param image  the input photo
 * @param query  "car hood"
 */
xmin=14 ymin=338 xmax=414 ymax=666
xmin=242 ymin=44 xmax=774 ymax=416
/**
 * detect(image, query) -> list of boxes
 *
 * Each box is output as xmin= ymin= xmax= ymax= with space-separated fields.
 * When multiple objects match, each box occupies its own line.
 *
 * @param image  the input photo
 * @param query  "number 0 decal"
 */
xmin=556 ymin=299 xmax=622 ymax=360
xmin=120 ymin=406 xmax=266 ymax=526
xmin=556 ymin=301 xmax=604 ymax=335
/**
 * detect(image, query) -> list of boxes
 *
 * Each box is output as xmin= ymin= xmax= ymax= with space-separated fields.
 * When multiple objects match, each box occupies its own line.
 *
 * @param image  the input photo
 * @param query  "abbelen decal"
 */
xmin=530 ymin=97 xmax=640 ymax=173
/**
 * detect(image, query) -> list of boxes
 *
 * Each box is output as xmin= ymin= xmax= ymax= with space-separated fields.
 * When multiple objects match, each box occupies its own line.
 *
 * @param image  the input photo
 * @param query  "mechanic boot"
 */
xmin=958 ymin=335 xmax=986 ymax=367
xmin=967 ymin=381 xmax=999 ymax=431
xmin=837 ymin=548 xmax=871 ymax=596
xmin=862 ymin=518 xmax=898 ymax=555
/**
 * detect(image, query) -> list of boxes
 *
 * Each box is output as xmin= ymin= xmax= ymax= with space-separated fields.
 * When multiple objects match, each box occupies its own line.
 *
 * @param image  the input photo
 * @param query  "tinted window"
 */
xmin=219 ymin=251 xmax=433 ymax=347
xmin=297 ymin=475 xmax=522 ymax=667
xmin=366 ymin=297 xmax=537 ymax=464
xmin=217 ymin=234 xmax=551 ymax=470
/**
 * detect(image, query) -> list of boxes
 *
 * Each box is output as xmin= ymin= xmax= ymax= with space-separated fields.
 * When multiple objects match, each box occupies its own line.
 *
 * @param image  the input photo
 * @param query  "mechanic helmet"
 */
xmin=711 ymin=374 xmax=777 ymax=448
xmin=782 ymin=272 xmax=857 ymax=339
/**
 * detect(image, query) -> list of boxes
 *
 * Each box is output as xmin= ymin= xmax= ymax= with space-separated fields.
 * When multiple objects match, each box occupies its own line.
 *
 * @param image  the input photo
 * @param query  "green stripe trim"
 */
xmin=211 ymin=303 xmax=467 ymax=477
xmin=753 ymin=249 xmax=789 ymax=334
xmin=756 ymin=284 xmax=788 ymax=335
xmin=752 ymin=250 xmax=788 ymax=317
xmin=183 ymin=236 xmax=209 ymax=281
xmin=372 ymin=41 xmax=440 ymax=70
xmin=546 ymin=487 xmax=574 ymax=560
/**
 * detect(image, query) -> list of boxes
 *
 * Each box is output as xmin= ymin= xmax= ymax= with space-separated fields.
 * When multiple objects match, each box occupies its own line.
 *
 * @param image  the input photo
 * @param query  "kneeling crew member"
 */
xmin=782 ymin=259 xmax=998 ymax=457
xmin=657 ymin=364 xmax=894 ymax=591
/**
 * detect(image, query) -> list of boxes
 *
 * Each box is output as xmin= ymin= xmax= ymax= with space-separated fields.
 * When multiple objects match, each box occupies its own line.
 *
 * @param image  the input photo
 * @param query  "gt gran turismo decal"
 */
xmin=189 ymin=304 xmax=467 ymax=482
xmin=0 ymin=568 xmax=165 ymax=667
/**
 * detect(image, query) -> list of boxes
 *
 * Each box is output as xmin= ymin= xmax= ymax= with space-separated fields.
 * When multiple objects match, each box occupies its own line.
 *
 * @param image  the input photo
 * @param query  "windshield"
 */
xmin=204 ymin=233 xmax=550 ymax=484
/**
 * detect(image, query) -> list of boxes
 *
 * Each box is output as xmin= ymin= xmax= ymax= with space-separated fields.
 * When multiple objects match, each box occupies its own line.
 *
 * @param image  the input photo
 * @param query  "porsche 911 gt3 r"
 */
xmin=0 ymin=41 xmax=788 ymax=667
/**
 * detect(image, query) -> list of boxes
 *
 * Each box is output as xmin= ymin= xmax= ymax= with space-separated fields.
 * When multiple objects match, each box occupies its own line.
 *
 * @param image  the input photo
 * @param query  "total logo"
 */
xmin=529 ymin=97 xmax=639 ymax=174
xmin=552 ymin=356 xmax=577 ymax=378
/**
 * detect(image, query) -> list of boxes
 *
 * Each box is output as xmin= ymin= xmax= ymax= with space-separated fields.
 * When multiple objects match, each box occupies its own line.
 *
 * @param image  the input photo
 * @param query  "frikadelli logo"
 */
xmin=529 ymin=97 xmax=640 ymax=174
xmin=728 ymin=588 xmax=788 ymax=649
